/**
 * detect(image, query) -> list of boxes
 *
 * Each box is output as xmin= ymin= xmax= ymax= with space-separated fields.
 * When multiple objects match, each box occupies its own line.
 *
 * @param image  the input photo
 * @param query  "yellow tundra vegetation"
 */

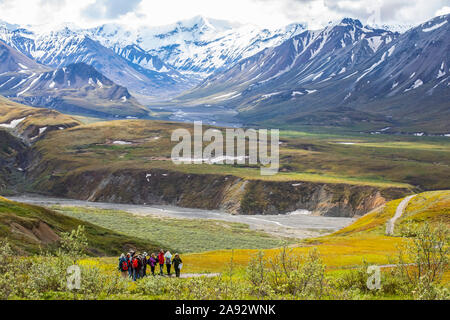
xmin=180 ymin=191 xmax=449 ymax=274
xmin=76 ymin=191 xmax=448 ymax=284
xmin=0 ymin=96 xmax=81 ymax=130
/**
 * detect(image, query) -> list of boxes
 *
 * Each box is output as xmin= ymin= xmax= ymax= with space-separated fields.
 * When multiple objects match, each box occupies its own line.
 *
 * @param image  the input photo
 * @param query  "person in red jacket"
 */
xmin=158 ymin=249 xmax=165 ymax=276
xmin=131 ymin=254 xmax=142 ymax=281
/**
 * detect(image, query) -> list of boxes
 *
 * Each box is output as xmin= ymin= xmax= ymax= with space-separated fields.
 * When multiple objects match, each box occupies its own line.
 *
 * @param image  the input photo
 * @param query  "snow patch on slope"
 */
xmin=422 ymin=20 xmax=447 ymax=32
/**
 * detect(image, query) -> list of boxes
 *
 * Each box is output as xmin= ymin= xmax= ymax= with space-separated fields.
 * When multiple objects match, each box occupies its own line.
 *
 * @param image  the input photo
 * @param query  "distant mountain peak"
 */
xmin=339 ymin=18 xmax=364 ymax=28
xmin=174 ymin=15 xmax=240 ymax=32
xmin=0 ymin=20 xmax=20 ymax=31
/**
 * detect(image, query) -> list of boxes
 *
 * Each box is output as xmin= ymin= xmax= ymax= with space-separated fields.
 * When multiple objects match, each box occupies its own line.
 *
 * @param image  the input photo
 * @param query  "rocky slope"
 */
xmin=0 ymin=39 xmax=49 ymax=73
xmin=0 ymin=129 xmax=26 ymax=194
xmin=24 ymin=166 xmax=411 ymax=217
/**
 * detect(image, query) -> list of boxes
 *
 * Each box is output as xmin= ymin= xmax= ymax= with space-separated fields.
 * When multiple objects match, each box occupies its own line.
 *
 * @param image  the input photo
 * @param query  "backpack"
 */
xmin=121 ymin=260 xmax=128 ymax=271
xmin=132 ymin=258 xmax=139 ymax=269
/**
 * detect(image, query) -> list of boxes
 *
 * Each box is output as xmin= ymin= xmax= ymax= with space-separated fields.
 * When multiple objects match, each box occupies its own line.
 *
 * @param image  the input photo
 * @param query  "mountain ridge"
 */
xmin=0 ymin=41 xmax=150 ymax=118
xmin=174 ymin=15 xmax=450 ymax=133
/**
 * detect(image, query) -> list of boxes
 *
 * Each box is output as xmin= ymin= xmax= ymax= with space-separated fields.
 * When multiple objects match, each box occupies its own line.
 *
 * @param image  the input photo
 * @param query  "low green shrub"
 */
xmin=0 ymin=223 xmax=447 ymax=300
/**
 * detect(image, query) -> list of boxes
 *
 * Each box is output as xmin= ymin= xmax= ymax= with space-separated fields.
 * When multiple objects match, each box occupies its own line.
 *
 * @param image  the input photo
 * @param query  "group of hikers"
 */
xmin=118 ymin=249 xmax=183 ymax=281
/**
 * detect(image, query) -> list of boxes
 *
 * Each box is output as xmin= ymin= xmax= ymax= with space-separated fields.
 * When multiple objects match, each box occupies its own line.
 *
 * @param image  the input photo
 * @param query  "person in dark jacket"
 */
xmin=165 ymin=251 xmax=173 ymax=276
xmin=148 ymin=253 xmax=157 ymax=276
xmin=173 ymin=254 xmax=183 ymax=278
xmin=158 ymin=249 xmax=165 ymax=276
xmin=142 ymin=252 xmax=148 ymax=277
xmin=137 ymin=254 xmax=145 ymax=279
xmin=126 ymin=252 xmax=132 ymax=279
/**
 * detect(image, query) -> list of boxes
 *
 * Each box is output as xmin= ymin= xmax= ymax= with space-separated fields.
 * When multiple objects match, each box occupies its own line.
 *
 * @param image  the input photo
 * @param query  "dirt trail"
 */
xmin=179 ymin=273 xmax=221 ymax=279
xmin=385 ymin=195 xmax=417 ymax=235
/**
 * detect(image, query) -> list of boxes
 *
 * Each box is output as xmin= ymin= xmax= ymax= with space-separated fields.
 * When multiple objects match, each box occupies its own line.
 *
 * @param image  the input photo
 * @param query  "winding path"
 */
xmin=179 ymin=273 xmax=221 ymax=279
xmin=385 ymin=195 xmax=417 ymax=236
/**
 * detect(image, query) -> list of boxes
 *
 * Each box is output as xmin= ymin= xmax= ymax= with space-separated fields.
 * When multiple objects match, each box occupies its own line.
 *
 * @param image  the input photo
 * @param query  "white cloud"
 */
xmin=82 ymin=0 xmax=143 ymax=20
xmin=0 ymin=0 xmax=448 ymax=29
xmin=0 ymin=0 xmax=94 ymax=28
xmin=436 ymin=5 xmax=450 ymax=16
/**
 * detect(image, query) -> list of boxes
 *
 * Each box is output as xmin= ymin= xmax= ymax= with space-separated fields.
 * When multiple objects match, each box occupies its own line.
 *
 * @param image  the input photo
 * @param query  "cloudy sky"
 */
xmin=0 ymin=0 xmax=449 ymax=29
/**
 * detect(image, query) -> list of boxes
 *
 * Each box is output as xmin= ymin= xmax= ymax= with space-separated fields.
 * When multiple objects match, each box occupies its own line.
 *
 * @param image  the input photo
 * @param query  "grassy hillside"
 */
xmin=277 ymin=130 xmax=449 ymax=190
xmin=28 ymin=119 xmax=449 ymax=190
xmin=397 ymin=191 xmax=450 ymax=226
xmin=334 ymin=190 xmax=450 ymax=237
xmin=3 ymin=109 xmax=444 ymax=194
xmin=0 ymin=196 xmax=164 ymax=256
xmin=0 ymin=96 xmax=81 ymax=141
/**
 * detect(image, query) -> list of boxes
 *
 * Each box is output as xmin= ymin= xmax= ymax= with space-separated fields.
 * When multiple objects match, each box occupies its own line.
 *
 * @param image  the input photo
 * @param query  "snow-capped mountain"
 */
xmin=179 ymin=18 xmax=399 ymax=101
xmin=0 ymin=20 xmax=21 ymax=33
xmin=0 ymin=16 xmax=308 ymax=99
xmin=0 ymin=41 xmax=149 ymax=118
xmin=176 ymin=15 xmax=450 ymax=133
xmin=0 ymin=39 xmax=49 ymax=73
xmin=0 ymin=26 xmax=192 ymax=99
xmin=86 ymin=16 xmax=307 ymax=77
xmin=343 ymin=15 xmax=449 ymax=100
xmin=0 ymin=16 xmax=305 ymax=98
xmin=371 ymin=23 xmax=414 ymax=34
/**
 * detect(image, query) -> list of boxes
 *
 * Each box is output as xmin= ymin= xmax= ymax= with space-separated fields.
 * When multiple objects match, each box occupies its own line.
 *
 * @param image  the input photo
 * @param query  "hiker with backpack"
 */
xmin=118 ymin=251 xmax=184 ymax=281
xmin=118 ymin=253 xmax=129 ymax=278
xmin=164 ymin=250 xmax=173 ymax=276
xmin=126 ymin=252 xmax=133 ymax=278
xmin=138 ymin=254 xmax=146 ymax=278
xmin=131 ymin=254 xmax=142 ymax=281
xmin=148 ymin=253 xmax=157 ymax=276
xmin=158 ymin=249 xmax=165 ymax=276
xmin=173 ymin=254 xmax=183 ymax=278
